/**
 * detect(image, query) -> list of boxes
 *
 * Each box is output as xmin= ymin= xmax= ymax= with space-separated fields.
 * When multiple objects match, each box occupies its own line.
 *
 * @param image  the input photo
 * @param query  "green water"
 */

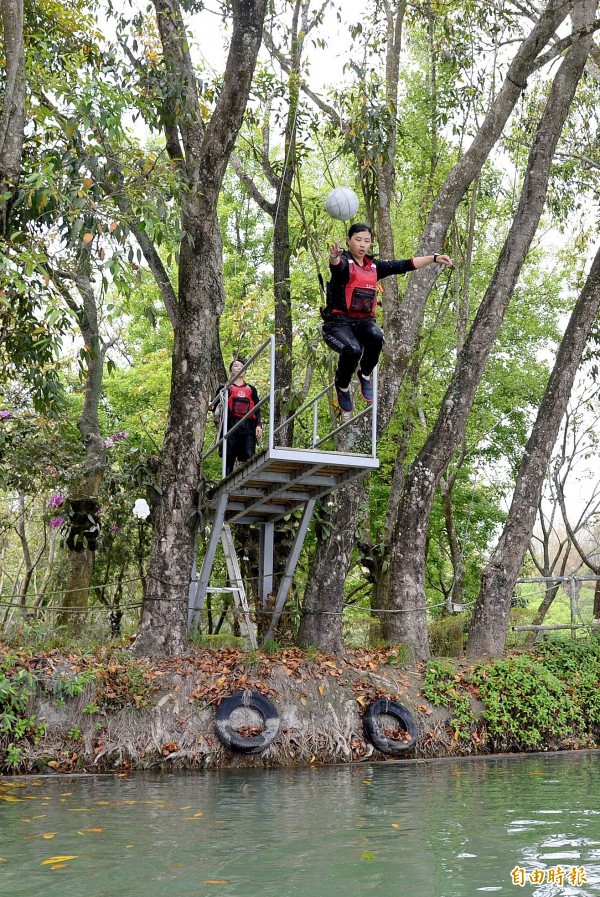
xmin=1 ymin=753 xmax=599 ymax=896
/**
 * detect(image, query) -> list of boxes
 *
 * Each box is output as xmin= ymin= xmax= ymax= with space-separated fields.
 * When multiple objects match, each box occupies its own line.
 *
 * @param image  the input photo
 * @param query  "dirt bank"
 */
xmin=1 ymin=643 xmax=597 ymax=773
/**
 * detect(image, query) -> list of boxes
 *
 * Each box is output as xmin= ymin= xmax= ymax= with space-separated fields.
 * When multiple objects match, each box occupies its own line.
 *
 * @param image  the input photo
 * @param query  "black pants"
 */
xmin=322 ymin=317 xmax=384 ymax=389
xmin=220 ymin=428 xmax=256 ymax=476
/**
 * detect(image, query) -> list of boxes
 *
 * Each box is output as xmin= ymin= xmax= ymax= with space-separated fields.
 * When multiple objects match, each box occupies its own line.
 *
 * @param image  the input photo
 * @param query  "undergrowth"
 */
xmin=0 ymin=652 xmax=46 ymax=770
xmin=423 ymin=639 xmax=600 ymax=752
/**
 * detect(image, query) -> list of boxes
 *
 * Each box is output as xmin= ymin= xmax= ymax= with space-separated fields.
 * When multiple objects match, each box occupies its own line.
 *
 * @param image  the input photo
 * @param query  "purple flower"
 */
xmin=49 ymin=493 xmax=64 ymax=510
xmin=49 ymin=516 xmax=64 ymax=528
xmin=97 ymin=506 xmax=103 ymax=515
xmin=104 ymin=430 xmax=128 ymax=449
xmin=111 ymin=523 xmax=119 ymax=532
xmin=0 ymin=409 xmax=11 ymax=420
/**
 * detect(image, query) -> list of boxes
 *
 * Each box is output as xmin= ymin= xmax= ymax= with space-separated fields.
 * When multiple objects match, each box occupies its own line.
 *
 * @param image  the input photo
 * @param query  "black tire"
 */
xmin=362 ymin=698 xmax=418 ymax=756
xmin=215 ymin=690 xmax=280 ymax=755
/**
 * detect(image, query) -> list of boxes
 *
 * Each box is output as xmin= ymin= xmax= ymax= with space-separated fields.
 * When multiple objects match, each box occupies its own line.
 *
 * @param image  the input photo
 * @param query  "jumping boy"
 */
xmin=212 ymin=359 xmax=263 ymax=477
xmin=323 ymin=223 xmax=453 ymax=412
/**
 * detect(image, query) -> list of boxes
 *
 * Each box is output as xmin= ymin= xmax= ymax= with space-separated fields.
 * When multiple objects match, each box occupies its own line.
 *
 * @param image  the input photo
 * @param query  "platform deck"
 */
xmin=205 ymin=446 xmax=379 ymax=524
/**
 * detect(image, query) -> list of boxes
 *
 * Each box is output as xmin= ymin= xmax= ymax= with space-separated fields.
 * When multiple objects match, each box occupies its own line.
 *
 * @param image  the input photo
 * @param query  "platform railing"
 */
xmin=202 ymin=334 xmax=378 ymax=477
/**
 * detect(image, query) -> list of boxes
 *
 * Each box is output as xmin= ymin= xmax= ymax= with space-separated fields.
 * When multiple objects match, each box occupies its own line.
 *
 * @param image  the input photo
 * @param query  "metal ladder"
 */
xmin=189 ymin=524 xmax=257 ymax=648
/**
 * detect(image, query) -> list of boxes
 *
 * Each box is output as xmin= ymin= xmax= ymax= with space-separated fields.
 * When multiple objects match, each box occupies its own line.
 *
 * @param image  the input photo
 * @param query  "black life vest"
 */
xmin=327 ymin=255 xmax=378 ymax=318
xmin=227 ymin=383 xmax=255 ymax=420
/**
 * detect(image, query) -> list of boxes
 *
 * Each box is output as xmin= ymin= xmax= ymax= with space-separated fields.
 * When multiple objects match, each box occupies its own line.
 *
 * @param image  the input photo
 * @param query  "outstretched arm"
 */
xmin=412 ymin=253 xmax=454 ymax=269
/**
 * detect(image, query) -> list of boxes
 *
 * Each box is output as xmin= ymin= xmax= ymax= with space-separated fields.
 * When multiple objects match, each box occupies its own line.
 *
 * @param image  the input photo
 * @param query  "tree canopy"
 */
xmin=1 ymin=0 xmax=599 ymax=659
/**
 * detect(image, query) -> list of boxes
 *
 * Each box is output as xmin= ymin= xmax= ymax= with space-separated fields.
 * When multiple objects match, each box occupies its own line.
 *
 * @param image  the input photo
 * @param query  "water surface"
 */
xmin=1 ymin=753 xmax=599 ymax=896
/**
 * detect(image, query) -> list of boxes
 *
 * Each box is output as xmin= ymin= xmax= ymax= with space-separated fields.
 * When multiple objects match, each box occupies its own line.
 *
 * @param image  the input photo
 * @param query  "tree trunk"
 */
xmin=467 ymin=240 xmax=600 ymax=656
xmin=440 ymin=470 xmax=467 ymax=612
xmin=15 ymin=492 xmax=44 ymax=616
xmin=133 ymin=0 xmax=267 ymax=657
xmin=594 ymin=579 xmax=600 ymax=619
xmin=296 ymin=479 xmax=363 ymax=653
xmin=56 ymin=264 xmax=107 ymax=628
xmin=389 ymin=20 xmax=593 ymax=660
xmin=0 ymin=0 xmax=26 ymax=234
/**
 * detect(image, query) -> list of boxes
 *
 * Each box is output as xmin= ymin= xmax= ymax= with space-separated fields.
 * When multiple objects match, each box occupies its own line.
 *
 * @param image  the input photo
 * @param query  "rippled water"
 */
xmin=1 ymin=753 xmax=600 ymax=896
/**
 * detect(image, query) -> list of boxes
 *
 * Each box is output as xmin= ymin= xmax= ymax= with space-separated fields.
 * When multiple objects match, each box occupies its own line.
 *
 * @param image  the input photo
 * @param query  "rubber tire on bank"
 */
xmin=362 ymin=698 xmax=418 ymax=757
xmin=215 ymin=690 xmax=280 ymax=755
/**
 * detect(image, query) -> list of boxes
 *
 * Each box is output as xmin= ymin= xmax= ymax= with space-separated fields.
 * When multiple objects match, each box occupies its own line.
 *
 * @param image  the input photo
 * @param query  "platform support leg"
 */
xmin=259 ymin=521 xmax=275 ymax=610
xmin=265 ymin=499 xmax=316 ymax=641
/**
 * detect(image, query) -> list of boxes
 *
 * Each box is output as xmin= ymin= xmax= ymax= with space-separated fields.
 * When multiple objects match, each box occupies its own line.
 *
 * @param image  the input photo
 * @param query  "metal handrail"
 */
xmin=272 ymin=381 xmax=335 ymax=436
xmin=201 ymin=333 xmax=378 ymax=477
xmin=314 ymin=405 xmax=372 ymax=448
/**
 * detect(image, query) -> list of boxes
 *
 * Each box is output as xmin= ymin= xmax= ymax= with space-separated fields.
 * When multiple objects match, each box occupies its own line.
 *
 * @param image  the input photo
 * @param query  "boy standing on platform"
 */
xmin=212 ymin=359 xmax=263 ymax=477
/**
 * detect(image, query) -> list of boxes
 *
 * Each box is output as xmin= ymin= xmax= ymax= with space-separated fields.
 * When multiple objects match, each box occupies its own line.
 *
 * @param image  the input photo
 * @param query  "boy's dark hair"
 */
xmin=347 ymin=222 xmax=373 ymax=239
xmin=229 ymin=357 xmax=245 ymax=371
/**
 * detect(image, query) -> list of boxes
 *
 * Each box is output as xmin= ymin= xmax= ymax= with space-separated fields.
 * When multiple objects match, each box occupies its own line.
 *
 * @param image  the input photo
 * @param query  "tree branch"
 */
xmin=230 ymin=153 xmax=276 ymax=216
xmin=532 ymin=17 xmax=600 ymax=70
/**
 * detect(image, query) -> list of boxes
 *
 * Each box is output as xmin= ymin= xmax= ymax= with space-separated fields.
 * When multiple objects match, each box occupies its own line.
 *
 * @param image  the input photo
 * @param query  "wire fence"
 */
xmin=1 ymin=572 xmax=598 ymax=651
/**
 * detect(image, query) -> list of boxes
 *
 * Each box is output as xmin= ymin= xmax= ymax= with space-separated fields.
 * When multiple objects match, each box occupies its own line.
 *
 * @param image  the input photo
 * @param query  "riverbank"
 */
xmin=1 ymin=639 xmax=599 ymax=773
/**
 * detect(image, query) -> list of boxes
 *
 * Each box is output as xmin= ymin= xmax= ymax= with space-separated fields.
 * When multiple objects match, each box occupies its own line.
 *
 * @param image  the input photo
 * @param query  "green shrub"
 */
xmin=471 ymin=655 xmax=578 ymax=750
xmin=532 ymin=640 xmax=600 ymax=736
xmin=422 ymin=660 xmax=476 ymax=741
xmin=0 ymin=655 xmax=46 ymax=770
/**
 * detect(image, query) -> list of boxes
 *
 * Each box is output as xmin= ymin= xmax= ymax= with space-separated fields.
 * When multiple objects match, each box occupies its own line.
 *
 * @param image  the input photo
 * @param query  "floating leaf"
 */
xmin=41 ymin=855 xmax=78 ymax=865
xmin=42 ymin=833 xmax=58 ymax=840
xmin=361 ymin=853 xmax=376 ymax=860
xmin=391 ymin=823 xmax=400 ymax=829
xmin=203 ymin=881 xmax=229 ymax=885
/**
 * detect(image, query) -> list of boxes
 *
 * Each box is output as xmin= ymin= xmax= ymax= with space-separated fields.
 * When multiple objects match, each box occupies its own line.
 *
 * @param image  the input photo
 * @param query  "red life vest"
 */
xmin=227 ymin=383 xmax=255 ymax=420
xmin=334 ymin=257 xmax=378 ymax=318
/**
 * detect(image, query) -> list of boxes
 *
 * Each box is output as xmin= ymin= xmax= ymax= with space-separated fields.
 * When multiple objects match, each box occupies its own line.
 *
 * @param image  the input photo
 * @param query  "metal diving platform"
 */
xmin=188 ymin=336 xmax=379 ymax=642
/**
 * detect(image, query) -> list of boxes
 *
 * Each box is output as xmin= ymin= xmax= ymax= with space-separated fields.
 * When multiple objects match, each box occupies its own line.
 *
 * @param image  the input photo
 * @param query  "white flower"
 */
xmin=132 ymin=498 xmax=151 ymax=519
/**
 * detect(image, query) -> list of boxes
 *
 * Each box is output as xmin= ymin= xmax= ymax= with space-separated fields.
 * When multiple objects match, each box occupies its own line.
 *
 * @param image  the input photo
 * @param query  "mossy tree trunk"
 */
xmin=132 ymin=0 xmax=268 ymax=657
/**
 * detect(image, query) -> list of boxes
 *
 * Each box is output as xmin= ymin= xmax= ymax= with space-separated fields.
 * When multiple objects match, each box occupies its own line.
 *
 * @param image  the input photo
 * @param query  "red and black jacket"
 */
xmin=323 ymin=251 xmax=416 ymax=320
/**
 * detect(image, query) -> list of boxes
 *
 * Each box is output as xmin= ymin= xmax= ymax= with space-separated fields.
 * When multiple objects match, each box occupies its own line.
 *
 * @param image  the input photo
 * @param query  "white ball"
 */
xmin=324 ymin=186 xmax=359 ymax=221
